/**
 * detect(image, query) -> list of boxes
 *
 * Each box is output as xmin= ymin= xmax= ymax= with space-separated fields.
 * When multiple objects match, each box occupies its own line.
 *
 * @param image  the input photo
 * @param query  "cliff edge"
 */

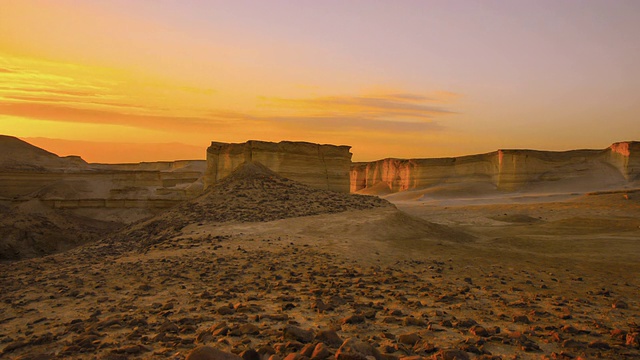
xmin=205 ymin=140 xmax=352 ymax=193
xmin=352 ymin=141 xmax=640 ymax=195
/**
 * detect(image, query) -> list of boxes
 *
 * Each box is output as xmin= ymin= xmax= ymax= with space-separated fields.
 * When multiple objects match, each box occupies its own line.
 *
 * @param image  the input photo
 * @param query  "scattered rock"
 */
xmin=335 ymin=338 xmax=382 ymax=360
xmin=284 ymin=325 xmax=314 ymax=343
xmin=186 ymin=346 xmax=244 ymax=360
xmin=398 ymin=332 xmax=421 ymax=346
xmin=316 ymin=330 xmax=344 ymax=348
xmin=312 ymin=342 xmax=332 ymax=360
xmin=432 ymin=349 xmax=470 ymax=360
xmin=612 ymin=300 xmax=629 ymax=309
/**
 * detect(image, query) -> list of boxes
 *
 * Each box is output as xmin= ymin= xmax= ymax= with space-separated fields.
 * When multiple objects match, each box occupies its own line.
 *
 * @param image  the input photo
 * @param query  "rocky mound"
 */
xmin=185 ymin=161 xmax=391 ymax=223
xmin=96 ymin=161 xmax=391 ymax=253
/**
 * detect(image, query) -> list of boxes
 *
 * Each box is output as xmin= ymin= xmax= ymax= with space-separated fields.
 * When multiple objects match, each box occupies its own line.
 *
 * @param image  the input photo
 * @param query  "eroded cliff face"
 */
xmin=607 ymin=141 xmax=640 ymax=181
xmin=205 ymin=140 xmax=352 ymax=193
xmin=0 ymin=137 xmax=207 ymax=223
xmin=351 ymin=142 xmax=640 ymax=194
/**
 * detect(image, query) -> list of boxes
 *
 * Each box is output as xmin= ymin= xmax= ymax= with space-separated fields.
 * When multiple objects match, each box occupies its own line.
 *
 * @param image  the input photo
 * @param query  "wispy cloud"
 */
xmin=1 ymin=55 xmax=460 ymax=139
xmin=0 ymin=102 xmax=261 ymax=133
xmin=2 ymin=95 xmax=150 ymax=110
xmin=264 ymin=92 xmax=458 ymax=123
xmin=265 ymin=115 xmax=444 ymax=133
xmin=256 ymin=91 xmax=459 ymax=136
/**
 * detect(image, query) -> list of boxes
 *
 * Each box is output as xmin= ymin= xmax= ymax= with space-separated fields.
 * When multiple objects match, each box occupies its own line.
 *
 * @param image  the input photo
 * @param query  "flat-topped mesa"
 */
xmin=351 ymin=142 xmax=640 ymax=194
xmin=205 ymin=140 xmax=352 ymax=193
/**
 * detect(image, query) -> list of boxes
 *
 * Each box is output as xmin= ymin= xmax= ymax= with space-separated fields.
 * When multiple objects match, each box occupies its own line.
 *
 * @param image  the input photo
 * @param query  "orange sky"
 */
xmin=1 ymin=0 xmax=639 ymax=163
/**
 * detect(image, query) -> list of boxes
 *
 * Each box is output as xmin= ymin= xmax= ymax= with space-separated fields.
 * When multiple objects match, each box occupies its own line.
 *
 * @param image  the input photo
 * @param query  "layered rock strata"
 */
xmin=205 ymin=140 xmax=352 ymax=193
xmin=351 ymin=141 xmax=640 ymax=193
xmin=0 ymin=136 xmax=206 ymax=218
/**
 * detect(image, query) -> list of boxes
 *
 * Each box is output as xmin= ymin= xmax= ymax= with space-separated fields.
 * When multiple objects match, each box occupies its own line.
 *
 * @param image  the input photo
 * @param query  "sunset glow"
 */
xmin=1 ymin=0 xmax=639 ymax=162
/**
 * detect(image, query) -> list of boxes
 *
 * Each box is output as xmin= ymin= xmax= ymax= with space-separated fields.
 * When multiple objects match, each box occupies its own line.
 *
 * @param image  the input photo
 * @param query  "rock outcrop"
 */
xmin=351 ymin=141 xmax=640 ymax=194
xmin=205 ymin=140 xmax=352 ymax=193
xmin=101 ymin=161 xmax=391 ymax=254
xmin=0 ymin=136 xmax=206 ymax=221
xmin=607 ymin=141 xmax=640 ymax=181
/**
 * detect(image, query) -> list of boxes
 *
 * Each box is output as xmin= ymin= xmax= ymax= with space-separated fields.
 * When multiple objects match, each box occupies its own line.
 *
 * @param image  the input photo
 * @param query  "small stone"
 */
xmin=402 ymin=317 xmax=426 ymax=327
xmin=241 ymin=349 xmax=261 ymax=360
xmin=335 ymin=338 xmax=381 ymax=360
xmin=300 ymin=343 xmax=317 ymax=357
xmin=240 ymin=324 xmax=260 ymax=335
xmin=312 ymin=343 xmax=332 ymax=360
xmin=469 ymin=326 xmax=489 ymax=337
xmin=283 ymin=354 xmax=303 ymax=360
xmin=455 ymin=319 xmax=477 ymax=328
xmin=398 ymin=332 xmax=421 ymax=346
xmin=315 ymin=330 xmax=343 ymax=348
xmin=186 ymin=346 xmax=244 ymax=360
xmin=217 ymin=306 xmax=235 ymax=315
xmin=433 ymin=349 xmax=470 ymax=360
xmin=284 ymin=325 xmax=314 ymax=343
xmin=612 ymin=300 xmax=629 ymax=309
xmin=512 ymin=315 xmax=531 ymax=324
xmin=342 ymin=315 xmax=365 ymax=325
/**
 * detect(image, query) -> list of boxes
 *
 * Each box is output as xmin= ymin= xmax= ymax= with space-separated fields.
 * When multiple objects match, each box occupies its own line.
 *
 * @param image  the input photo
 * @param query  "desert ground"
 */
xmin=1 ymin=164 xmax=639 ymax=360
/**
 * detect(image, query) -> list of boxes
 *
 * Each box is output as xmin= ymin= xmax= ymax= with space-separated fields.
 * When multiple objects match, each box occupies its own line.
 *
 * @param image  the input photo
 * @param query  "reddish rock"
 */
xmin=335 ymin=338 xmax=382 ymax=360
xmin=311 ymin=343 xmax=333 ymax=360
xmin=469 ymin=325 xmax=489 ymax=337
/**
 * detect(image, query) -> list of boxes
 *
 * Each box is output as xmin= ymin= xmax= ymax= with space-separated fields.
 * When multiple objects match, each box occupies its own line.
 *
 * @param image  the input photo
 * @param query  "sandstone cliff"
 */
xmin=205 ymin=140 xmax=352 ymax=193
xmin=0 ymin=137 xmax=206 ymax=221
xmin=351 ymin=141 xmax=640 ymax=195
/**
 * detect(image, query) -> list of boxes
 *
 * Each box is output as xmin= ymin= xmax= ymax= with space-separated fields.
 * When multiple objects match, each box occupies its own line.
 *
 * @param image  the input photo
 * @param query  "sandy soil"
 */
xmin=1 ymin=166 xmax=639 ymax=359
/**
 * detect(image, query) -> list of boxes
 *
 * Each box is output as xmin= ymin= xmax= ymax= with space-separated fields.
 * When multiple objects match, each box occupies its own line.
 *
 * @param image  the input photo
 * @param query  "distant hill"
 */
xmin=0 ymin=135 xmax=87 ymax=171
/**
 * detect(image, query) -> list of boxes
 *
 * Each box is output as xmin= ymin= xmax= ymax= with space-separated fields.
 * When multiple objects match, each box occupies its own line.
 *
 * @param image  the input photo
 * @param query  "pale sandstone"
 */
xmin=205 ymin=140 xmax=352 ymax=193
xmin=351 ymin=141 xmax=640 ymax=194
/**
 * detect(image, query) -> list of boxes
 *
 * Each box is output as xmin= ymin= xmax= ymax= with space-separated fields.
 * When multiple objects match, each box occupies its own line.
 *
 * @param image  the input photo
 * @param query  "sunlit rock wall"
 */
xmin=607 ymin=141 xmax=640 ymax=181
xmin=351 ymin=144 xmax=638 ymax=193
xmin=350 ymin=154 xmax=498 ymax=193
xmin=205 ymin=140 xmax=352 ymax=193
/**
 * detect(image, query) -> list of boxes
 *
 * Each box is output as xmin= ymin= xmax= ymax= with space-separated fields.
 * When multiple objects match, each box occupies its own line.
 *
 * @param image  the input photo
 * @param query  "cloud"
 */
xmin=1 ymin=95 xmax=149 ymax=110
xmin=0 ymin=87 xmax=101 ymax=97
xmin=0 ymin=68 xmax=15 ymax=73
xmin=265 ymin=115 xmax=443 ymax=133
xmin=264 ymin=92 xmax=457 ymax=122
xmin=0 ymin=102 xmax=260 ymax=133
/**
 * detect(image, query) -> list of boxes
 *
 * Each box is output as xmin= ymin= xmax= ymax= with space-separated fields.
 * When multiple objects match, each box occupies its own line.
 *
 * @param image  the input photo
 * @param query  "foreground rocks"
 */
xmin=1 ymin=161 xmax=639 ymax=359
xmin=1 ymin=227 xmax=638 ymax=359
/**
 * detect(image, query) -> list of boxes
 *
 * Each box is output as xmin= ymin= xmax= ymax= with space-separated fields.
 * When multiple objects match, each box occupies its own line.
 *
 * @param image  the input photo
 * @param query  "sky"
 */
xmin=1 ymin=0 xmax=639 ymax=163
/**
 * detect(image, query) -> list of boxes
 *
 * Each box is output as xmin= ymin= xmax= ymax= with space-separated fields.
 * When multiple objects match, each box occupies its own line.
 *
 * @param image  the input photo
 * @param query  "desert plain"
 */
xmin=1 ymin=138 xmax=639 ymax=360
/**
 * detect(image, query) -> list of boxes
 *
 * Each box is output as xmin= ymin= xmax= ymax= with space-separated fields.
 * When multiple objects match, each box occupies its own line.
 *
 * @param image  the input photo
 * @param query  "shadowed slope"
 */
xmin=0 ymin=200 xmax=120 ymax=261
xmin=0 ymin=135 xmax=87 ymax=171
